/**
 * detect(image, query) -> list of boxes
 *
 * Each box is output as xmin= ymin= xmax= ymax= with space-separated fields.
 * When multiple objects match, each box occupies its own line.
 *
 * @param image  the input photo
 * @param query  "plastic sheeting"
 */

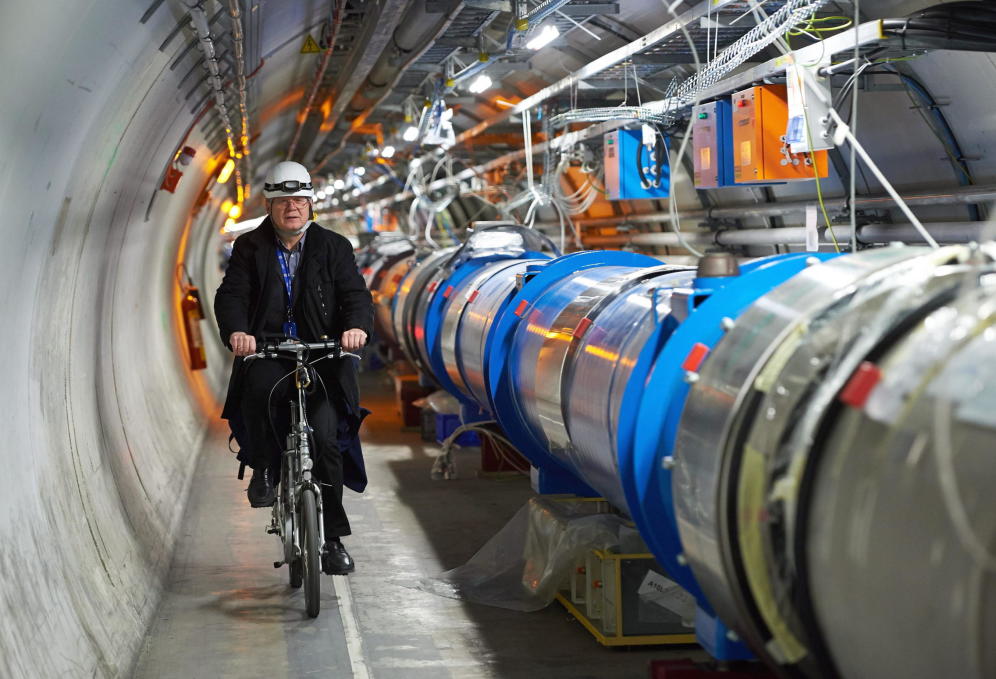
xmin=419 ymin=497 xmax=692 ymax=619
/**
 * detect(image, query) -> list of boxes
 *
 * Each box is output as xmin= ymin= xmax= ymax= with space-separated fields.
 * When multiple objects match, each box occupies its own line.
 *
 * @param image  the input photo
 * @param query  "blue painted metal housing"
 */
xmin=373 ymin=242 xmax=842 ymax=660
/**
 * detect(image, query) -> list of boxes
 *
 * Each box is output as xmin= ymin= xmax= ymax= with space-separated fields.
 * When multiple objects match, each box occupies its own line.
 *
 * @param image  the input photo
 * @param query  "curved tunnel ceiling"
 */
xmin=1 ymin=0 xmax=995 ymax=676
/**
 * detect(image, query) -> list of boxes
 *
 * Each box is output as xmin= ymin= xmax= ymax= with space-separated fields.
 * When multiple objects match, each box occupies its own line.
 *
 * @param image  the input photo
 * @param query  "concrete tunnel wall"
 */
xmin=0 ymin=4 xmax=229 ymax=676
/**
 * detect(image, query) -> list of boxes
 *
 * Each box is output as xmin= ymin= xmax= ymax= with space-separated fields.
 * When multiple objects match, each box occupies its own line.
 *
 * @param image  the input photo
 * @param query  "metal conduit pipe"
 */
xmin=542 ymin=184 xmax=996 ymax=230
xmin=286 ymin=0 xmax=343 ymax=161
xmin=311 ymin=0 xmax=465 ymax=169
xmin=226 ymin=0 xmax=253 ymax=189
xmin=186 ymin=2 xmax=244 ymax=196
xmin=584 ymin=222 xmax=996 ymax=248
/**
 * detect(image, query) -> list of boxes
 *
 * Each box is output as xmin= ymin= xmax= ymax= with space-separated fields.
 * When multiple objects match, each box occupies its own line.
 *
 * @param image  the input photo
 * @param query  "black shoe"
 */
xmin=247 ymin=467 xmax=276 ymax=508
xmin=322 ymin=540 xmax=355 ymax=575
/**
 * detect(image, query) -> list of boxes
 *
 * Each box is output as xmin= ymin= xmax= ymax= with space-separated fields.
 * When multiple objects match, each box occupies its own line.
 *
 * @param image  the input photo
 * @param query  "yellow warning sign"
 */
xmin=301 ymin=34 xmax=321 ymax=54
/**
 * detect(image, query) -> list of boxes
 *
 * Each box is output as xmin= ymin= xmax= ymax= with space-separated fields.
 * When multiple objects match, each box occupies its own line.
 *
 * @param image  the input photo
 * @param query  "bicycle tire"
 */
xmin=300 ymin=488 xmax=321 ymax=618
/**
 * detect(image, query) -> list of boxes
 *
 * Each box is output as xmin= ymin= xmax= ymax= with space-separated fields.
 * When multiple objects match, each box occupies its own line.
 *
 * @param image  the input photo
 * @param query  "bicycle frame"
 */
xmin=274 ymin=361 xmax=325 ymax=567
xmin=249 ymin=338 xmax=360 ymax=615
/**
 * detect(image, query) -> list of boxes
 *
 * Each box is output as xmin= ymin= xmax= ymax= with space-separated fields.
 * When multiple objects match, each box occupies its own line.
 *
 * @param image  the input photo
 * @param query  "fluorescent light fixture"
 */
xmin=402 ymin=125 xmax=419 ymax=142
xmin=527 ymin=23 xmax=559 ymax=50
xmin=468 ymin=74 xmax=492 ymax=94
xmin=217 ymin=158 xmax=235 ymax=184
xmin=317 ymin=189 xmax=327 ymax=199
xmin=331 ymin=198 xmax=339 ymax=206
xmin=381 ymin=145 xmax=396 ymax=158
xmin=333 ymin=179 xmax=346 ymax=190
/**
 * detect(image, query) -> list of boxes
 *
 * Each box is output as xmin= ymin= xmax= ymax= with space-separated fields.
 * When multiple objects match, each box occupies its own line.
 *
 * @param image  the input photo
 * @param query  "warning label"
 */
xmin=301 ymin=34 xmax=321 ymax=54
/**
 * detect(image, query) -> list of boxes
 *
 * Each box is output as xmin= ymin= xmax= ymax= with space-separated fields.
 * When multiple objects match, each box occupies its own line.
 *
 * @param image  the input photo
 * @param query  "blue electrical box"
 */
xmin=691 ymin=100 xmax=735 ymax=189
xmin=603 ymin=128 xmax=670 ymax=200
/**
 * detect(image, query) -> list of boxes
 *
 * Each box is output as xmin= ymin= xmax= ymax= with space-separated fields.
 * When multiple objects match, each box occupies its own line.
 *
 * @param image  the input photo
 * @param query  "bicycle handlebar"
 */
xmin=243 ymin=339 xmax=362 ymax=363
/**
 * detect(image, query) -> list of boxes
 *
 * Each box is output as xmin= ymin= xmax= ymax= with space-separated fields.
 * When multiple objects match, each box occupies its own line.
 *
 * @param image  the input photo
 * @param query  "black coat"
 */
xmin=214 ymin=217 xmax=374 ymax=492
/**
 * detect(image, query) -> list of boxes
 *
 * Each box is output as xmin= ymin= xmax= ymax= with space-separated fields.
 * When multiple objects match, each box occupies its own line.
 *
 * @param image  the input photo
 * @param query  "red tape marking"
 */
xmin=839 ymin=361 xmax=882 ymax=409
xmin=514 ymin=299 xmax=529 ymax=317
xmin=573 ymin=317 xmax=593 ymax=339
xmin=681 ymin=343 xmax=711 ymax=372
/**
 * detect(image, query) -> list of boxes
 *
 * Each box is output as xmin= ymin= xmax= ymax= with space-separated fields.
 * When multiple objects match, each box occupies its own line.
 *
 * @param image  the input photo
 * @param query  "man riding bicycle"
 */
xmin=214 ymin=161 xmax=373 ymax=575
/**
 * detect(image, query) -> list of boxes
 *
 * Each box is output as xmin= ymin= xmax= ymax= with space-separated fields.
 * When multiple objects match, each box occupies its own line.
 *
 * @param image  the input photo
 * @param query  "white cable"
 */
xmin=850 ymin=0 xmax=860 ymax=252
xmin=661 ymin=0 xmax=706 ymax=258
xmin=828 ymin=108 xmax=938 ymax=248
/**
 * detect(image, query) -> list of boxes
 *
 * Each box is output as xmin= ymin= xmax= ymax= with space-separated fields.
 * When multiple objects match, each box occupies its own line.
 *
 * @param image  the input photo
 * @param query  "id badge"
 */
xmin=283 ymin=321 xmax=298 ymax=338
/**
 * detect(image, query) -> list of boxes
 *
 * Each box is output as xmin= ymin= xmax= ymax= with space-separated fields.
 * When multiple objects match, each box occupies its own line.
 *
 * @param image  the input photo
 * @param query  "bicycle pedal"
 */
xmin=273 ymin=560 xmax=284 ymax=569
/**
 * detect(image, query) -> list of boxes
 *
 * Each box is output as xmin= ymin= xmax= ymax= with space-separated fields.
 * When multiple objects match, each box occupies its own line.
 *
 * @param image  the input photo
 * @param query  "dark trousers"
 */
xmin=241 ymin=358 xmax=351 ymax=537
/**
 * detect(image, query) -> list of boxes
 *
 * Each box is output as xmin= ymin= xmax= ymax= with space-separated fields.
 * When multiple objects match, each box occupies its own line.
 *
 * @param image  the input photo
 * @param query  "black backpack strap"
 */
xmin=238 ymin=461 xmax=246 ymax=480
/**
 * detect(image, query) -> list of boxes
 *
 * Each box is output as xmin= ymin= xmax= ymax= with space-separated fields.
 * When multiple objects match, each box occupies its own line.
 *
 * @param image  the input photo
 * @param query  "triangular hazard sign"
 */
xmin=301 ymin=34 xmax=321 ymax=54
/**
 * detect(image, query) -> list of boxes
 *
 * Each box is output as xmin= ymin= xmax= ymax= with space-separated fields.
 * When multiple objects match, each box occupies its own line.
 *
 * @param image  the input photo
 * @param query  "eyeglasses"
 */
xmin=272 ymin=197 xmax=310 ymax=208
xmin=265 ymin=179 xmax=312 ymax=192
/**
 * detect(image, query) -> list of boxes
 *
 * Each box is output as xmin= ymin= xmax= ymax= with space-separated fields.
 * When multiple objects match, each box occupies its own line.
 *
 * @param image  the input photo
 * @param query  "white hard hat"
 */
xmin=263 ymin=161 xmax=315 ymax=200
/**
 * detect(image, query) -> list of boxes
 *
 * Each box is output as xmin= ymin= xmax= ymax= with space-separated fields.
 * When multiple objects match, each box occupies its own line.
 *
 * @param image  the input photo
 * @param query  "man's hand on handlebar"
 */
xmin=230 ymin=331 xmax=257 ymax=357
xmin=341 ymin=328 xmax=367 ymax=352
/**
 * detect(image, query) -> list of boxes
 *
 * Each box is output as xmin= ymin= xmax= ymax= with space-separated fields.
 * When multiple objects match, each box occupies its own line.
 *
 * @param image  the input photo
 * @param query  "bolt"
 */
xmin=720 ymin=317 xmax=736 ymax=331
xmin=727 ymin=629 xmax=740 ymax=642
xmin=805 ymin=256 xmax=821 ymax=267
xmin=662 ymin=456 xmax=676 ymax=470
xmin=684 ymin=371 xmax=699 ymax=384
xmin=676 ymin=553 xmax=688 ymax=566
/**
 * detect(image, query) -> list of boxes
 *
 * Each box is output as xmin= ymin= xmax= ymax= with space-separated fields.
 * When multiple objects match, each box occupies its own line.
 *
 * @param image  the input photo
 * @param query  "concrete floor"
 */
xmin=133 ymin=371 xmax=695 ymax=678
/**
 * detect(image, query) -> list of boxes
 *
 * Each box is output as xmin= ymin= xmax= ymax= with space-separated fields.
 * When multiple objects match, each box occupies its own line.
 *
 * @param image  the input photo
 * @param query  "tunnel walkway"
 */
xmin=133 ymin=372 xmax=683 ymax=678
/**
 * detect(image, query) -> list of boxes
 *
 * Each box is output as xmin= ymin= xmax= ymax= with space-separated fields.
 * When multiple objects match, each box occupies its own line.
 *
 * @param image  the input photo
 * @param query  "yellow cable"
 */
xmin=788 ymin=15 xmax=853 ymax=37
xmin=810 ymin=152 xmax=841 ymax=252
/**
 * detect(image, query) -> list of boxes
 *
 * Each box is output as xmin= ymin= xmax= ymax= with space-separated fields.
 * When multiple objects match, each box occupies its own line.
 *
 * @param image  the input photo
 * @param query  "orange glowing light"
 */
xmin=217 ymin=158 xmax=236 ymax=184
xmin=221 ymin=199 xmax=234 ymax=214
xmin=228 ymin=203 xmax=243 ymax=219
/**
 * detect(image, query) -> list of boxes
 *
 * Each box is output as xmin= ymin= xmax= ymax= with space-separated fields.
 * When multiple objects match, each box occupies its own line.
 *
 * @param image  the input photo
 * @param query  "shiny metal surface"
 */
xmin=372 ymin=255 xmax=414 ymax=347
xmin=671 ymin=247 xmax=929 ymax=652
xmin=511 ymin=265 xmax=664 ymax=468
xmin=441 ymin=259 xmax=531 ymax=400
xmin=459 ymin=260 xmax=536 ymax=409
xmin=391 ymin=248 xmax=455 ymax=370
xmin=806 ymin=281 xmax=996 ymax=679
xmin=563 ymin=270 xmax=696 ymax=512
xmin=411 ymin=265 xmax=453 ymax=380
xmin=733 ymin=247 xmax=983 ymax=668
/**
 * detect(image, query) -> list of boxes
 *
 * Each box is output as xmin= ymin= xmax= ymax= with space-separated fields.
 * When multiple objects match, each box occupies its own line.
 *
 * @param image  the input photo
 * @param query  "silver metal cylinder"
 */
xmin=510 ymin=265 xmax=672 ymax=468
xmin=457 ymin=261 xmax=536 ymax=409
xmin=673 ymin=246 xmax=933 ymax=657
xmin=372 ymin=255 xmax=414 ymax=348
xmin=440 ymin=259 xmax=533 ymax=401
xmin=674 ymin=245 xmax=996 ymax=671
xmin=805 ymin=278 xmax=996 ymax=679
xmin=391 ymin=247 xmax=455 ymax=370
xmin=562 ymin=269 xmax=697 ymax=511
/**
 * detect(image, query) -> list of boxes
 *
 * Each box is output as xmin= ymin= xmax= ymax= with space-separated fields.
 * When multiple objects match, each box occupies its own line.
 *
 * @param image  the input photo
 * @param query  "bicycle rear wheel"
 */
xmin=300 ymin=488 xmax=321 ymax=617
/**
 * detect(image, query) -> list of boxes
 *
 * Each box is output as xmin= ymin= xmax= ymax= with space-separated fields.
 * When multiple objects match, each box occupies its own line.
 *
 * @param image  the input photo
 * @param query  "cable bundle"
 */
xmin=883 ymin=1 xmax=996 ymax=52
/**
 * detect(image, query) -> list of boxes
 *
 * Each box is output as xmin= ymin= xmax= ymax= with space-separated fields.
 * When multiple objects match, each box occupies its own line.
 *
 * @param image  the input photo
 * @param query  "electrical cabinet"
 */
xmin=731 ymin=84 xmax=829 ymax=184
xmin=692 ymin=100 xmax=735 ymax=189
xmin=603 ymin=129 xmax=670 ymax=200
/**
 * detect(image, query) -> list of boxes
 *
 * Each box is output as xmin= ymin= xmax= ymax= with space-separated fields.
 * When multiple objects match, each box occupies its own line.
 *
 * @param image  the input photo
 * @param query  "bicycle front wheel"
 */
xmin=300 ymin=488 xmax=321 ymax=618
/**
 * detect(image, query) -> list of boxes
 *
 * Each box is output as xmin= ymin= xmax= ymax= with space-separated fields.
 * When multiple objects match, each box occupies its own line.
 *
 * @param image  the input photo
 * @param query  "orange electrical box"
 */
xmin=732 ymin=84 xmax=828 ymax=184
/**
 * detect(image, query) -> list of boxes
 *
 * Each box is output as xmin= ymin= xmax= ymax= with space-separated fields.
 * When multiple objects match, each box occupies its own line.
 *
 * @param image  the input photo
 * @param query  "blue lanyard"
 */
xmin=275 ymin=247 xmax=295 ymax=320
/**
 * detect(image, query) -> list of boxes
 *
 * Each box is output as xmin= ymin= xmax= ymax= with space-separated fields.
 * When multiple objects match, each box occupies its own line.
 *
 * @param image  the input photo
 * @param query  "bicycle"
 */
xmin=244 ymin=338 xmax=361 ymax=618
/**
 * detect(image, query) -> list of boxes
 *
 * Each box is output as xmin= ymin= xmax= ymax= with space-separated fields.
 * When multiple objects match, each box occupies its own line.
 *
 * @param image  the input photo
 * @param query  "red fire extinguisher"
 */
xmin=178 ymin=265 xmax=207 ymax=371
